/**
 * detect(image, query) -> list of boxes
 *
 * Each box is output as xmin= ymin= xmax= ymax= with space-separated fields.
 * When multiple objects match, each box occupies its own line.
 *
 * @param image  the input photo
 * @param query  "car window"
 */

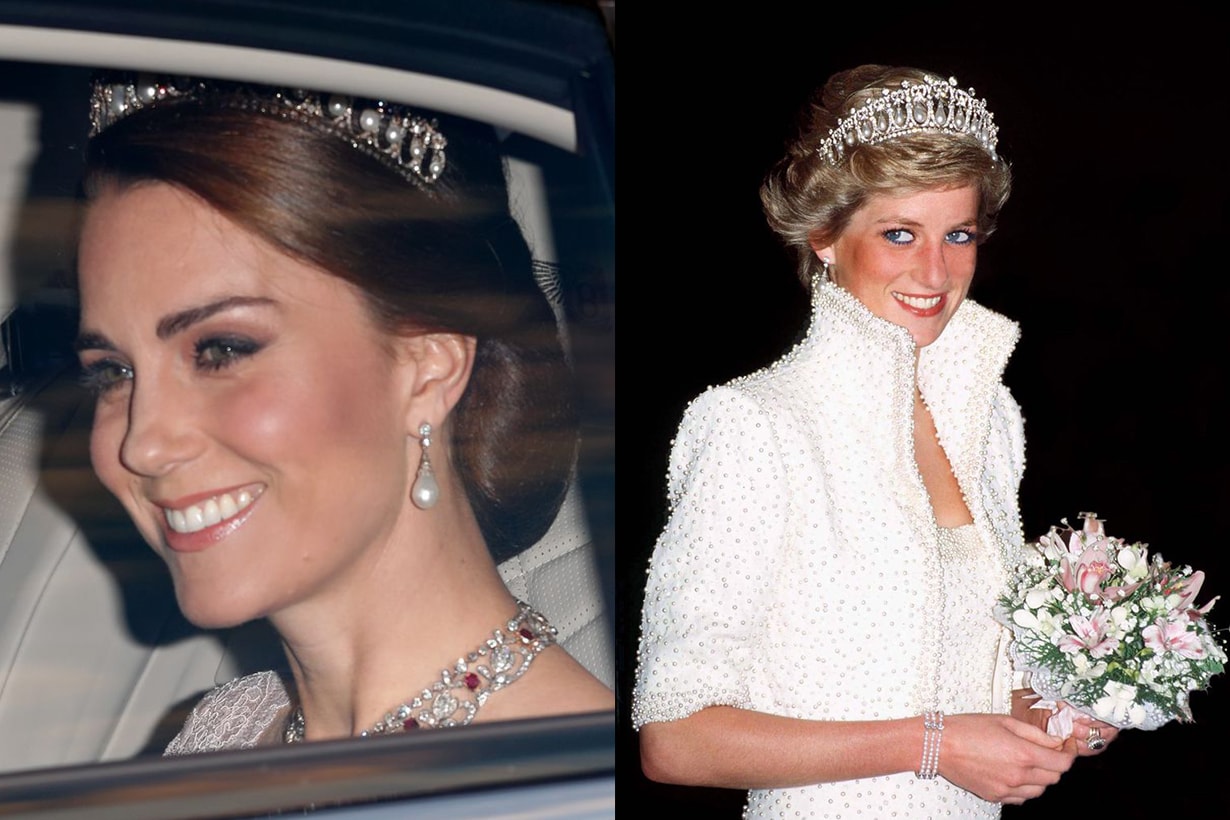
xmin=0 ymin=2 xmax=613 ymax=816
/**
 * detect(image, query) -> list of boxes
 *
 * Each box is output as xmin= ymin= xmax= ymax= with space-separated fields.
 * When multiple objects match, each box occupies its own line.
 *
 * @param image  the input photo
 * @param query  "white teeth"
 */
xmin=164 ymin=489 xmax=257 ymax=534
xmin=202 ymin=499 xmax=221 ymax=527
xmin=894 ymin=293 xmax=942 ymax=309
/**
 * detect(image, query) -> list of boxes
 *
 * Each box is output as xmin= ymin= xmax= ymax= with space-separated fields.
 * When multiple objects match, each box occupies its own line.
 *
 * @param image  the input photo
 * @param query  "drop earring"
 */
xmin=411 ymin=422 xmax=439 ymax=509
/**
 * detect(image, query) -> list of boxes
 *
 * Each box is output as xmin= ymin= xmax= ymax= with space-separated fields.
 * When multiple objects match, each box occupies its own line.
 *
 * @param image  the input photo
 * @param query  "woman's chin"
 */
xmin=173 ymin=587 xmax=266 ymax=631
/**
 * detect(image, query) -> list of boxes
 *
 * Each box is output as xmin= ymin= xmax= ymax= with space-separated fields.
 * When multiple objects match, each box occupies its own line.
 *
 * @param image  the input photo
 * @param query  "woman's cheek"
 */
xmin=89 ymin=403 xmax=128 ymax=497
xmin=226 ymin=379 xmax=295 ymax=445
xmin=89 ymin=408 xmax=163 ymax=552
xmin=204 ymin=361 xmax=316 ymax=453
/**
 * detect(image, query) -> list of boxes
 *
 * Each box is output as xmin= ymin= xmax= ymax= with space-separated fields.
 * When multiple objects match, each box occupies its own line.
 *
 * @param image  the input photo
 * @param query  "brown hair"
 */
xmin=760 ymin=64 xmax=1013 ymax=286
xmin=84 ymin=98 xmax=576 ymax=562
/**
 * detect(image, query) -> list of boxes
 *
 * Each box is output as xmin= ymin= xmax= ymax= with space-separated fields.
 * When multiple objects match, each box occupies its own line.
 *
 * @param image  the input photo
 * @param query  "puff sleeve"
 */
xmin=631 ymin=385 xmax=790 ymax=729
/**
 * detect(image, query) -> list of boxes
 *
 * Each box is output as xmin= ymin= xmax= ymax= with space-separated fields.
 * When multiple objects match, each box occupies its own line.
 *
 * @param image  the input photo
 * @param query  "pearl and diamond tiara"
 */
xmin=817 ymin=74 xmax=998 ymax=166
xmin=89 ymin=73 xmax=448 ymax=185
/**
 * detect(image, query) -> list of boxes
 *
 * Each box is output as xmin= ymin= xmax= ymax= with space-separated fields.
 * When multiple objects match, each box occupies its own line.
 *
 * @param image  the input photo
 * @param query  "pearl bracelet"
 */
xmin=916 ymin=711 xmax=944 ymax=779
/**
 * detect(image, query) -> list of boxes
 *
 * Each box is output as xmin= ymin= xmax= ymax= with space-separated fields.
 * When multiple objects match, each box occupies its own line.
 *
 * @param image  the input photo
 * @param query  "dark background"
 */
xmin=618 ymin=7 xmax=1230 ymax=815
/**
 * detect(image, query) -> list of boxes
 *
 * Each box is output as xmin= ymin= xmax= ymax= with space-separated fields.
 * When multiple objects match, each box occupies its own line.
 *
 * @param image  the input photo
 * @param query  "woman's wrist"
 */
xmin=916 ymin=711 xmax=944 ymax=779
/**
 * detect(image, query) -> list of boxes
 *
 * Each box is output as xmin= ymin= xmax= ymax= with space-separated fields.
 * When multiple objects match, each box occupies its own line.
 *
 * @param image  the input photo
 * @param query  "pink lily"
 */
xmin=1100 ymin=578 xmax=1144 ymax=602
xmin=1058 ymin=609 xmax=1120 ymax=658
xmin=1172 ymin=570 xmax=1220 ymax=617
xmin=1060 ymin=547 xmax=1115 ymax=601
xmin=1143 ymin=618 xmax=1206 ymax=659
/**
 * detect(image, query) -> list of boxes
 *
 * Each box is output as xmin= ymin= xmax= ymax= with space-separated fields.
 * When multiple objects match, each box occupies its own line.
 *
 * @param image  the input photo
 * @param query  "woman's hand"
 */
xmin=1010 ymin=687 xmax=1051 ymax=733
xmin=1066 ymin=713 xmax=1119 ymax=756
xmin=938 ymin=713 xmax=1077 ymax=805
xmin=1010 ymin=690 xmax=1119 ymax=756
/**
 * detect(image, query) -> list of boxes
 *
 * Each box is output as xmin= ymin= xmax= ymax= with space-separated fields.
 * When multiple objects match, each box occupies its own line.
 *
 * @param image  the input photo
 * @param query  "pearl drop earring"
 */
xmin=411 ymin=422 xmax=439 ymax=509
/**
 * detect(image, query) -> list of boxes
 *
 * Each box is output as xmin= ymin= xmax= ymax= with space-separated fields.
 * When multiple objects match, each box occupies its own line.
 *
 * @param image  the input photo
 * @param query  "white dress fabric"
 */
xmin=633 ymin=278 xmax=1028 ymax=818
xmin=164 ymin=670 xmax=289 ymax=754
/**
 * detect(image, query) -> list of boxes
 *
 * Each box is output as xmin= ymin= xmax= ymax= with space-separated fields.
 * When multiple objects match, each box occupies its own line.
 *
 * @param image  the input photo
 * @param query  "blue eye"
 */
xmin=883 ymin=228 xmax=914 ymax=245
xmin=194 ymin=336 xmax=262 ymax=371
xmin=79 ymin=359 xmax=133 ymax=395
xmin=946 ymin=229 xmax=976 ymax=245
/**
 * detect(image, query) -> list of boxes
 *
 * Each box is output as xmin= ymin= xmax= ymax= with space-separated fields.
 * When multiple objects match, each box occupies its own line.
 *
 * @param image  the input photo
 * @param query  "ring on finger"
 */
xmin=1086 ymin=726 xmax=1106 ymax=751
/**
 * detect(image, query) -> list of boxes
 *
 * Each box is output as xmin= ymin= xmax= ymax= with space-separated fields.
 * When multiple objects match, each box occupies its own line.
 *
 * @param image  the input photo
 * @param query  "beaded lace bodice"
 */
xmin=164 ymin=670 xmax=289 ymax=755
xmin=633 ymin=278 xmax=1025 ymax=818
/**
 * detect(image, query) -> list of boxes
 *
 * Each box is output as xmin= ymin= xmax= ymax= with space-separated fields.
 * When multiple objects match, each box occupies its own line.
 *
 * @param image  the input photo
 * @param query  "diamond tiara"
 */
xmin=89 ymin=73 xmax=448 ymax=185
xmin=816 ymin=75 xmax=998 ymax=166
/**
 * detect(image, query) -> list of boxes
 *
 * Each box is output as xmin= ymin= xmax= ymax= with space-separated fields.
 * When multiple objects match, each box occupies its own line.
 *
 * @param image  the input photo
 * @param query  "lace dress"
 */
xmin=164 ymin=671 xmax=289 ymax=754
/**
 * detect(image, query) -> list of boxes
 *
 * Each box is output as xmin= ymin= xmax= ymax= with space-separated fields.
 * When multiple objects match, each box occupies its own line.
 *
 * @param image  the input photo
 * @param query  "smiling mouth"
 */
xmin=892 ymin=292 xmax=942 ymax=310
xmin=164 ymin=488 xmax=259 ymax=534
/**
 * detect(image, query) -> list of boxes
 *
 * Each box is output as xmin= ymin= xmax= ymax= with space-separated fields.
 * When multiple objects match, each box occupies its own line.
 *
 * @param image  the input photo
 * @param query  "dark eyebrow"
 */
xmin=74 ymin=331 xmax=115 ymax=353
xmin=156 ymin=296 xmax=277 ymax=339
xmin=75 ymin=296 xmax=277 ymax=353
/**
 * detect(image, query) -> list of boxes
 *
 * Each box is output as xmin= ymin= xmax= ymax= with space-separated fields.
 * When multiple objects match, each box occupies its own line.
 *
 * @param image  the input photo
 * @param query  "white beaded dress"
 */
xmin=633 ymin=277 xmax=1028 ymax=818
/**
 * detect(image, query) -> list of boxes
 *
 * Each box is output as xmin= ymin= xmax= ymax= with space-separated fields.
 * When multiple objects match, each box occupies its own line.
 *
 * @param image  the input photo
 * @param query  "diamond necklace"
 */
xmin=283 ymin=600 xmax=556 ymax=743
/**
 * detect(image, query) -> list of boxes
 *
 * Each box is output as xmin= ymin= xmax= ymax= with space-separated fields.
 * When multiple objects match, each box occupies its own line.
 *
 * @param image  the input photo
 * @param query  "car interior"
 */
xmin=0 ymin=50 xmax=614 ymax=777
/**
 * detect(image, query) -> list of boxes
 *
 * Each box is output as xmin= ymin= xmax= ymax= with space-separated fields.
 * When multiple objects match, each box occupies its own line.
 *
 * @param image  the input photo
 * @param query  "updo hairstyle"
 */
xmin=760 ymin=64 xmax=1013 ymax=286
xmin=83 ymin=93 xmax=577 ymax=563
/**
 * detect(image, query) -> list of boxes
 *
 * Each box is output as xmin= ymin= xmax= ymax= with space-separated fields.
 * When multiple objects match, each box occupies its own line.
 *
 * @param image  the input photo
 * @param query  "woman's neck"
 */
xmin=270 ymin=493 xmax=518 ymax=741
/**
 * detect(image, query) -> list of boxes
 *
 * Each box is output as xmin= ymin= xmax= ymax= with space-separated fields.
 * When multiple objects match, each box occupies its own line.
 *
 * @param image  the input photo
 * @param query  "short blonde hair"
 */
xmin=761 ymin=65 xmax=1012 ymax=286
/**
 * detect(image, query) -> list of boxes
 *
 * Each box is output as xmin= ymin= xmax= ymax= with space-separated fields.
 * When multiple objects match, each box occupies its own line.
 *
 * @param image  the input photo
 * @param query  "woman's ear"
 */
xmin=393 ymin=333 xmax=477 ymax=430
xmin=808 ymin=236 xmax=835 ymax=266
xmin=809 ymin=234 xmax=837 ymax=283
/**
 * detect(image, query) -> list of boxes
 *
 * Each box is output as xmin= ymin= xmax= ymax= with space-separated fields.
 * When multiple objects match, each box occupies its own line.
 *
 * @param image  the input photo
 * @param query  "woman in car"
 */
xmin=632 ymin=64 xmax=1116 ymax=817
xmin=76 ymin=73 xmax=613 ymax=750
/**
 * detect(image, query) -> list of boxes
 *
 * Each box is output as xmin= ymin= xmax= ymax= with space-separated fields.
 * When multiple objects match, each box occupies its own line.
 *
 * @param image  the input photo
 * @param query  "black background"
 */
xmin=618 ymin=6 xmax=1230 ymax=815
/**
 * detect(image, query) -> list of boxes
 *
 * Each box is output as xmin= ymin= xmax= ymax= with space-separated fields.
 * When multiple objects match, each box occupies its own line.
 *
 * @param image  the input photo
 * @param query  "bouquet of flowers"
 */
xmin=996 ymin=512 xmax=1226 ymax=730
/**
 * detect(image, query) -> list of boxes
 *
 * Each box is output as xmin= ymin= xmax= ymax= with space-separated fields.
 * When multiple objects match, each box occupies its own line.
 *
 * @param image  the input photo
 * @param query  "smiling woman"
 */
xmin=631 ymin=64 xmax=1117 ymax=819
xmin=810 ymin=186 xmax=980 ymax=351
xmin=77 ymin=183 xmax=425 ymax=631
xmin=0 ymin=3 xmax=614 ymax=816
xmin=71 ymin=72 xmax=613 ymax=750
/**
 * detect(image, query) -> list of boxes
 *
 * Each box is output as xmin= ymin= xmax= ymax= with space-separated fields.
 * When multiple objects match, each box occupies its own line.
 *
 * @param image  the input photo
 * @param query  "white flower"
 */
xmin=1039 ymin=611 xmax=1067 ymax=639
xmin=1141 ymin=595 xmax=1168 ymax=616
xmin=1070 ymin=652 xmax=1107 ymax=680
xmin=1092 ymin=681 xmax=1147 ymax=726
xmin=1138 ymin=658 xmax=1160 ymax=686
xmin=1039 ymin=532 xmax=1065 ymax=562
xmin=1117 ymin=545 xmax=1150 ymax=581
xmin=1105 ymin=607 xmax=1135 ymax=641
xmin=1013 ymin=609 xmax=1042 ymax=632
xmin=1025 ymin=586 xmax=1051 ymax=610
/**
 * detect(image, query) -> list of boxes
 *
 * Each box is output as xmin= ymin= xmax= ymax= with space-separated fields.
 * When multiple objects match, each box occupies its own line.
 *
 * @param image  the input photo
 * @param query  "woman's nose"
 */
xmin=120 ymin=376 xmax=204 ymax=477
xmin=916 ymin=242 xmax=951 ymax=289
